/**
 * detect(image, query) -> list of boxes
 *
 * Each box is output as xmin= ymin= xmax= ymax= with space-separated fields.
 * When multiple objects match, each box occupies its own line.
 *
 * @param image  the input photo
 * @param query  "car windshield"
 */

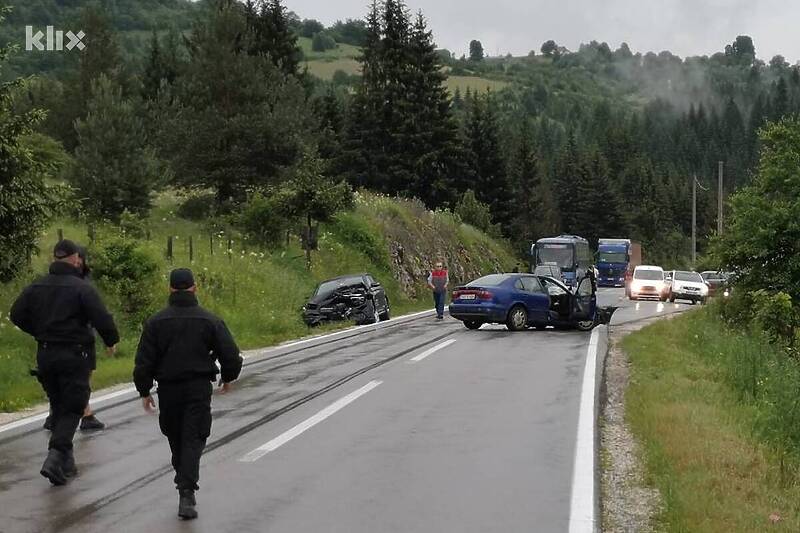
xmin=537 ymin=244 xmax=574 ymax=269
xmin=702 ymin=272 xmax=724 ymax=281
xmin=467 ymin=274 xmax=510 ymax=287
xmin=598 ymin=252 xmax=626 ymax=263
xmin=316 ymin=276 xmax=363 ymax=296
xmin=634 ymin=269 xmax=663 ymax=280
xmin=674 ymin=271 xmax=703 ymax=282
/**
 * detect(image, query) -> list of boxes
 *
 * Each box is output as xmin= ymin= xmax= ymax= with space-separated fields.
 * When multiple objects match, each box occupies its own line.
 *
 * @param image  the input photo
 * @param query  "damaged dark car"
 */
xmin=302 ymin=274 xmax=391 ymax=327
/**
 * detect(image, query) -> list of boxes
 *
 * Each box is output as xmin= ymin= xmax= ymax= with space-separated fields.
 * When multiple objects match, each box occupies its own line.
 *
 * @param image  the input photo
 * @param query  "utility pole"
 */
xmin=717 ymin=160 xmax=724 ymax=235
xmin=692 ymin=174 xmax=708 ymax=267
xmin=692 ymin=176 xmax=696 ymax=267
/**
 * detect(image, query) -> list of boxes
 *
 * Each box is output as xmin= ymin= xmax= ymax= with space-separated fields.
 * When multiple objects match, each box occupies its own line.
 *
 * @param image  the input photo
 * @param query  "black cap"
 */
xmin=53 ymin=239 xmax=80 ymax=259
xmin=170 ymin=268 xmax=195 ymax=290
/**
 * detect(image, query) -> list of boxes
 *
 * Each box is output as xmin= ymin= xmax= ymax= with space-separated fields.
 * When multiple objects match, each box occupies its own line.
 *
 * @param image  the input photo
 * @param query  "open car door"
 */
xmin=571 ymin=274 xmax=597 ymax=331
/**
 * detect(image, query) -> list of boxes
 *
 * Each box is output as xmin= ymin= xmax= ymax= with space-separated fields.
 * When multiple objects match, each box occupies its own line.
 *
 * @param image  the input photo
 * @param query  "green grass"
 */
xmin=298 ymin=37 xmax=362 ymax=61
xmin=304 ymin=58 xmax=362 ymax=80
xmin=0 ymin=191 xmax=515 ymax=412
xmin=623 ymin=311 xmax=800 ymax=531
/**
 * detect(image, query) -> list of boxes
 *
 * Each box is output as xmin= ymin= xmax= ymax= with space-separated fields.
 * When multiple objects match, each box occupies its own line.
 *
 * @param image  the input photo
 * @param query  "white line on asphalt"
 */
xmin=568 ymin=327 xmax=601 ymax=533
xmin=409 ymin=339 xmax=457 ymax=363
xmin=0 ymin=309 xmax=436 ymax=435
xmin=270 ymin=309 xmax=435 ymax=353
xmin=239 ymin=380 xmax=383 ymax=462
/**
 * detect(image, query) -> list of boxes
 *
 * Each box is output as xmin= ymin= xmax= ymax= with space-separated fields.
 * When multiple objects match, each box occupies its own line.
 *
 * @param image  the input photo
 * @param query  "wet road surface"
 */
xmin=0 ymin=289 xmax=690 ymax=533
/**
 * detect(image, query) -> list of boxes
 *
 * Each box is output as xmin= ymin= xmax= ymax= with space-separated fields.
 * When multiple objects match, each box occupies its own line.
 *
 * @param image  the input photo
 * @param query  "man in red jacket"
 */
xmin=427 ymin=261 xmax=449 ymax=320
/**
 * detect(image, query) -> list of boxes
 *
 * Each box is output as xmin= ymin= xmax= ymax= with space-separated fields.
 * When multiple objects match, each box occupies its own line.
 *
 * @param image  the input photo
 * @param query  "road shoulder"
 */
xmin=600 ymin=316 xmax=665 ymax=532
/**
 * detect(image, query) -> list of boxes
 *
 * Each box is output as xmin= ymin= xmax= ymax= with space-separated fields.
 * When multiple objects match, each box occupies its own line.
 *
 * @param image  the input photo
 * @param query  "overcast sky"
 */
xmin=284 ymin=0 xmax=799 ymax=63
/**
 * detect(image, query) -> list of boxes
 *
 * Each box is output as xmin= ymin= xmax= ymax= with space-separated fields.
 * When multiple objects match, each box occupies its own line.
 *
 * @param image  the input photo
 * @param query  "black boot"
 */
xmin=178 ymin=489 xmax=197 ymax=520
xmin=63 ymin=450 xmax=78 ymax=477
xmin=40 ymin=449 xmax=67 ymax=486
xmin=80 ymin=415 xmax=105 ymax=431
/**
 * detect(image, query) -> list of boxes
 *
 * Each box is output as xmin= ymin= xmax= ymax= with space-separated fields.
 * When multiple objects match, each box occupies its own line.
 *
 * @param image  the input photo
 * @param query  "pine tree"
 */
xmin=508 ymin=126 xmax=558 ymax=254
xmin=315 ymin=86 xmax=344 ymax=164
xmin=465 ymin=92 xmax=513 ymax=230
xmin=141 ymin=30 xmax=183 ymax=101
xmin=72 ymin=75 xmax=163 ymax=219
xmin=342 ymin=2 xmax=469 ymax=207
xmin=78 ymin=5 xmax=121 ymax=103
xmin=403 ymin=11 xmax=472 ymax=206
xmin=170 ymin=0 xmax=311 ymax=204
xmin=245 ymin=0 xmax=303 ymax=77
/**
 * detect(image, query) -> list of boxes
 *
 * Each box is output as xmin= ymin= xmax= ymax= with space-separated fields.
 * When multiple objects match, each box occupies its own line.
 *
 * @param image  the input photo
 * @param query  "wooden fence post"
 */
xmin=189 ymin=236 xmax=194 ymax=263
xmin=167 ymin=236 xmax=173 ymax=262
xmin=57 ymin=229 xmax=63 ymax=241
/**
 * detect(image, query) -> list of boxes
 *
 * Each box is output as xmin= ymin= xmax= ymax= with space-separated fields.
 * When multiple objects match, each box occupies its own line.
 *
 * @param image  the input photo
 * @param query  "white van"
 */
xmin=629 ymin=265 xmax=667 ymax=301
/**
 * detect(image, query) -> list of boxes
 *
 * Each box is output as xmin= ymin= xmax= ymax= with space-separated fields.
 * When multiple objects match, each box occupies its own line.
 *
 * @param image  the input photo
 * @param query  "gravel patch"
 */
xmin=601 ymin=317 xmax=665 ymax=532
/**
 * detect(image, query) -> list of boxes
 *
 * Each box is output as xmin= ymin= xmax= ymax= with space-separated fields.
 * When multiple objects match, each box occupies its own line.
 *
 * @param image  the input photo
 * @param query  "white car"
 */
xmin=629 ymin=265 xmax=668 ymax=301
xmin=667 ymin=270 xmax=708 ymax=304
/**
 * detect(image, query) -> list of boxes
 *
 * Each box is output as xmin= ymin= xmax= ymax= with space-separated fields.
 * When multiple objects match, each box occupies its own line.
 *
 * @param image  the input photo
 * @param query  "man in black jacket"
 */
xmin=42 ymin=246 xmax=105 ymax=431
xmin=134 ymin=268 xmax=242 ymax=520
xmin=10 ymin=239 xmax=119 ymax=486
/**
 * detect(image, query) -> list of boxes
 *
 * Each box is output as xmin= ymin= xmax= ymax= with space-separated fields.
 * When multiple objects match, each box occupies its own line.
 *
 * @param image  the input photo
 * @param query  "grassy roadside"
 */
xmin=623 ymin=310 xmax=800 ymax=531
xmin=0 ymin=192 xmax=515 ymax=412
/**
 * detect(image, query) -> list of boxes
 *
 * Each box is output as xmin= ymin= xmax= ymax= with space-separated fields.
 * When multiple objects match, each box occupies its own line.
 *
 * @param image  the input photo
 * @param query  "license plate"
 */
xmin=460 ymin=294 xmax=476 ymax=300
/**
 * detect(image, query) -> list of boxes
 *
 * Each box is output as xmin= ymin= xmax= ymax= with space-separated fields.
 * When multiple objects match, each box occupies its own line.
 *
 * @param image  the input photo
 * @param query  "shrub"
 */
xmin=716 ymin=289 xmax=754 ymax=327
xmin=119 ymin=209 xmax=148 ymax=239
xmin=455 ymin=190 xmax=501 ymax=238
xmin=330 ymin=213 xmax=390 ymax=270
xmin=751 ymin=290 xmax=796 ymax=345
xmin=238 ymin=192 xmax=290 ymax=248
xmin=90 ymin=237 xmax=160 ymax=325
xmin=177 ymin=193 xmax=216 ymax=221
xmin=311 ymin=32 xmax=336 ymax=52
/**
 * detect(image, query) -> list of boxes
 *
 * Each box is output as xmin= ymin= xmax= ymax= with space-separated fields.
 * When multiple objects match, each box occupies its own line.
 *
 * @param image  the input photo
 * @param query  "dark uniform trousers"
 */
xmin=157 ymin=379 xmax=213 ymax=491
xmin=37 ymin=344 xmax=91 ymax=452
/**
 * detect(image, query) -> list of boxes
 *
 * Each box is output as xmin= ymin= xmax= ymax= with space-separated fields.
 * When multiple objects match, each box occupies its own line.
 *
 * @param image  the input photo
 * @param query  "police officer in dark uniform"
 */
xmin=42 ymin=246 xmax=105 ymax=431
xmin=10 ymin=239 xmax=119 ymax=486
xmin=134 ymin=268 xmax=242 ymax=520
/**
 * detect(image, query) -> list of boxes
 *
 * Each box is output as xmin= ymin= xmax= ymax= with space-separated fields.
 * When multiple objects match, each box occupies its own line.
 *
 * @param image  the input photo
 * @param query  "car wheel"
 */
xmin=464 ymin=320 xmax=482 ymax=330
xmin=379 ymin=302 xmax=391 ymax=321
xmin=506 ymin=305 xmax=528 ymax=331
xmin=668 ymin=294 xmax=675 ymax=303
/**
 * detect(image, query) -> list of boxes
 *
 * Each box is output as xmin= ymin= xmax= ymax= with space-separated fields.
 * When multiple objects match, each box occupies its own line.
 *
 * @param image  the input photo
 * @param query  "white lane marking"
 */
xmin=239 ymin=380 xmax=382 ymax=462
xmin=409 ymin=339 xmax=457 ymax=363
xmin=568 ymin=327 xmax=602 ymax=533
xmin=270 ymin=309 xmax=435 ymax=353
xmin=0 ymin=309 xmax=436 ymax=434
xmin=0 ymin=386 xmax=136 ymax=435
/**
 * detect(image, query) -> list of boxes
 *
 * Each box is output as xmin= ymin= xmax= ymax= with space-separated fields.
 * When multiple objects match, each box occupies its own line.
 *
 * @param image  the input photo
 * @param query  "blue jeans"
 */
xmin=433 ymin=291 xmax=446 ymax=318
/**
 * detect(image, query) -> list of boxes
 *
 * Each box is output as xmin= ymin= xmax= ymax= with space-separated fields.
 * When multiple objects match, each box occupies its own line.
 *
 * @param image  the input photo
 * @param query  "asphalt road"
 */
xmin=0 ymin=288 xmax=691 ymax=533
